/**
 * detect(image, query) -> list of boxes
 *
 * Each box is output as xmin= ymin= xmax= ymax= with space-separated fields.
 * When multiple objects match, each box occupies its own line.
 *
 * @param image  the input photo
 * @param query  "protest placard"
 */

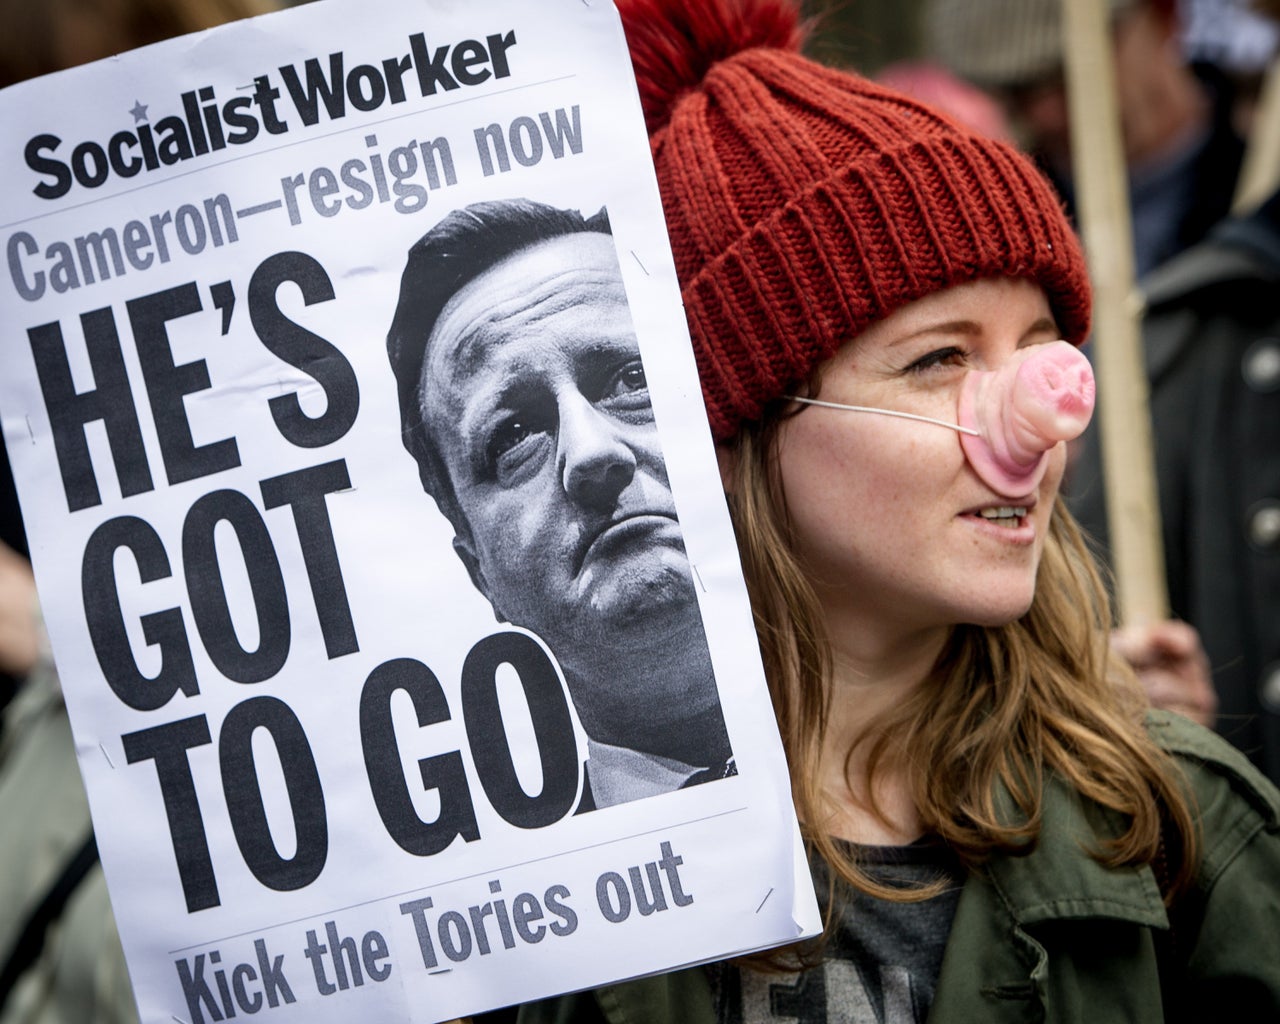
xmin=0 ymin=0 xmax=821 ymax=1020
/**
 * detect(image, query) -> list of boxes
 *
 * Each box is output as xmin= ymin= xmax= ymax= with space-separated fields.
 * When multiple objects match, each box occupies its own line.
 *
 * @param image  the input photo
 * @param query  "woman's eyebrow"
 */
xmin=888 ymin=319 xmax=982 ymax=347
xmin=888 ymin=315 xmax=1062 ymax=348
xmin=1022 ymin=316 xmax=1060 ymax=340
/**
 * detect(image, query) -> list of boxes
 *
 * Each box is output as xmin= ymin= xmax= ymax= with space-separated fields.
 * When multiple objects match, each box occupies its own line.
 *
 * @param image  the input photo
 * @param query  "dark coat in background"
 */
xmin=1068 ymin=188 xmax=1280 ymax=786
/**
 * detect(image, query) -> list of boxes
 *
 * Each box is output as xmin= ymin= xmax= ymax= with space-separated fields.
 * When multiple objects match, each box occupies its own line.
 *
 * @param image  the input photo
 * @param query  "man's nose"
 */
xmin=558 ymin=396 xmax=637 ymax=510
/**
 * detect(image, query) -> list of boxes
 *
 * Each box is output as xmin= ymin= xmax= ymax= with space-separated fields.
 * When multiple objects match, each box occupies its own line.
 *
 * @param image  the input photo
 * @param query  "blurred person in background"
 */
xmin=1070 ymin=186 xmax=1280 ymax=787
xmin=0 ymin=2 xmax=274 ymax=1019
xmin=1179 ymin=0 xmax=1279 ymax=138
xmin=925 ymin=0 xmax=1246 ymax=277
xmin=874 ymin=60 xmax=1013 ymax=140
xmin=1070 ymin=0 xmax=1280 ymax=785
xmin=0 ymin=519 xmax=133 ymax=1024
xmin=0 ymin=446 xmax=30 ymax=721
xmin=0 ymin=0 xmax=272 ymax=87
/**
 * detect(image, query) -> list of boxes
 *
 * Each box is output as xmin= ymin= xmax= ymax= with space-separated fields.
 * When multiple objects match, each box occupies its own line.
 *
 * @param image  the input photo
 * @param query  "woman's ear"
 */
xmin=716 ymin=444 xmax=738 ymax=495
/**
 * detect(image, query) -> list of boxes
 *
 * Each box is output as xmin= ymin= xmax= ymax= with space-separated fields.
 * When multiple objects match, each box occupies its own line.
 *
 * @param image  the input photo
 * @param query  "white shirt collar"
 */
xmin=585 ymin=737 xmax=701 ymax=809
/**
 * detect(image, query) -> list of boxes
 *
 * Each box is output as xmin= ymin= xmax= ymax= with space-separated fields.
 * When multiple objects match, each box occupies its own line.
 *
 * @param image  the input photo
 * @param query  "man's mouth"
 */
xmin=575 ymin=513 xmax=682 ymax=576
xmin=974 ymin=505 xmax=1028 ymax=528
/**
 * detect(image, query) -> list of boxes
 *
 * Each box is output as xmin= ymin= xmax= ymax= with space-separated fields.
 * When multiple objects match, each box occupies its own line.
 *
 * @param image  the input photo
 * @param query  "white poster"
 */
xmin=0 ymin=1 xmax=820 ymax=1021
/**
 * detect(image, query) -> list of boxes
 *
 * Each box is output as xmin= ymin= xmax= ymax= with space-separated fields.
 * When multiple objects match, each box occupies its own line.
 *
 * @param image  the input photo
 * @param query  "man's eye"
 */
xmin=904 ymin=346 xmax=966 ymax=374
xmin=480 ymin=395 xmax=558 ymax=483
xmin=616 ymin=361 xmax=647 ymax=393
xmin=486 ymin=417 xmax=540 ymax=466
xmin=601 ymin=359 xmax=649 ymax=402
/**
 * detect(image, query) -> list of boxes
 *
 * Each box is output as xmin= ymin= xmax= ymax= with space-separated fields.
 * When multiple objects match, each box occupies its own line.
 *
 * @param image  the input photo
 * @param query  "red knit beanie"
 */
xmin=618 ymin=0 xmax=1093 ymax=441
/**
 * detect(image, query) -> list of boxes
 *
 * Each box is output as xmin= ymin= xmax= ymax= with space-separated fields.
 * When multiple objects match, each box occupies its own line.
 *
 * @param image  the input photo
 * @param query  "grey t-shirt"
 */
xmin=711 ymin=839 xmax=964 ymax=1024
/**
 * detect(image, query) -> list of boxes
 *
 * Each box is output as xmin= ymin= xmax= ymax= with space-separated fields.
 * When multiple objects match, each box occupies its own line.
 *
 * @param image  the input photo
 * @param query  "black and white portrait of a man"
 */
xmin=386 ymin=198 xmax=735 ymax=810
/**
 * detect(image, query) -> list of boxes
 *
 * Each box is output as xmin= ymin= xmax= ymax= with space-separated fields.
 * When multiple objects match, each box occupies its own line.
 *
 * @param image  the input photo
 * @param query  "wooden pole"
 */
xmin=1061 ymin=0 xmax=1169 ymax=625
xmin=1233 ymin=58 xmax=1280 ymax=214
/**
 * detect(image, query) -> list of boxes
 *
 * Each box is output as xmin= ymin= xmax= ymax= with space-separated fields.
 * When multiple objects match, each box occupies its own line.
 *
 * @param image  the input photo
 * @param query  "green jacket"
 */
xmin=0 ymin=663 xmax=137 ymax=1024
xmin=514 ymin=712 xmax=1280 ymax=1023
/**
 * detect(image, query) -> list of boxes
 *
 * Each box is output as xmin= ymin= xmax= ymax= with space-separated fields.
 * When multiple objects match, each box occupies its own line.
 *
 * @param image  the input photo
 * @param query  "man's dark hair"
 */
xmin=386 ymin=198 xmax=612 ymax=541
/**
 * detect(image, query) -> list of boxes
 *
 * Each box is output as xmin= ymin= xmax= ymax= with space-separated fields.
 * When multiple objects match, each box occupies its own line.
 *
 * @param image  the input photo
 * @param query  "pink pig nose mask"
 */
xmin=789 ymin=341 xmax=1096 ymax=497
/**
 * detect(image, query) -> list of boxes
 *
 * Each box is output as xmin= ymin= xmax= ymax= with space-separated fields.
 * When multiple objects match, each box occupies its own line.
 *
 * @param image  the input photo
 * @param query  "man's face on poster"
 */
xmin=420 ymin=231 xmax=696 ymax=664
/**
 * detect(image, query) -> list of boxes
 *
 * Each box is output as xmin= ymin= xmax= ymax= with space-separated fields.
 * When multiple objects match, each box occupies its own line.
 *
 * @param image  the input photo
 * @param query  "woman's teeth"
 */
xmin=978 ymin=506 xmax=1027 ymax=527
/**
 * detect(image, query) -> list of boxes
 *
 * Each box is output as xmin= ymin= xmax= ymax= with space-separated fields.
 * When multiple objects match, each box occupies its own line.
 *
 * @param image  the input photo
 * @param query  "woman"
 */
xmin=508 ymin=0 xmax=1280 ymax=1020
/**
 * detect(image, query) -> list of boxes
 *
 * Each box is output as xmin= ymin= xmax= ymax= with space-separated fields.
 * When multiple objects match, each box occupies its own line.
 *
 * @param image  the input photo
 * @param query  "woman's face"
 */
xmin=775 ymin=277 xmax=1066 ymax=642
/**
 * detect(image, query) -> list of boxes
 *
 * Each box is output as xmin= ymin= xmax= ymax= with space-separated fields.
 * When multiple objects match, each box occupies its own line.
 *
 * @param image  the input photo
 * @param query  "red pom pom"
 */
xmin=616 ymin=0 xmax=805 ymax=135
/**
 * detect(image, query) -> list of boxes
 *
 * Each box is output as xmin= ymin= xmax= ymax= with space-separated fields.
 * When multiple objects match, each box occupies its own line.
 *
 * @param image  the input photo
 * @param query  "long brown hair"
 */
xmin=724 ymin=403 xmax=1198 ymax=948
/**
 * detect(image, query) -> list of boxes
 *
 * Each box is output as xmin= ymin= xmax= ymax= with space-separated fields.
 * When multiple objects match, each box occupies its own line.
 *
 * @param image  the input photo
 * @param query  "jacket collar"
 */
xmin=981 ymin=772 xmax=1168 ymax=929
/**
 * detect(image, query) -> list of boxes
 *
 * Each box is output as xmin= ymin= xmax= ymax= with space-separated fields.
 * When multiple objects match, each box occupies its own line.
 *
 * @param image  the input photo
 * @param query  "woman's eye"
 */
xmin=904 ymin=346 xmax=966 ymax=374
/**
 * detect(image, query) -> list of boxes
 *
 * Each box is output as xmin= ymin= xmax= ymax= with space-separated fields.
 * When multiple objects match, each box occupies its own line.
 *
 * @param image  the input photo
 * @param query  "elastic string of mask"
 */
xmin=785 ymin=396 xmax=980 ymax=437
